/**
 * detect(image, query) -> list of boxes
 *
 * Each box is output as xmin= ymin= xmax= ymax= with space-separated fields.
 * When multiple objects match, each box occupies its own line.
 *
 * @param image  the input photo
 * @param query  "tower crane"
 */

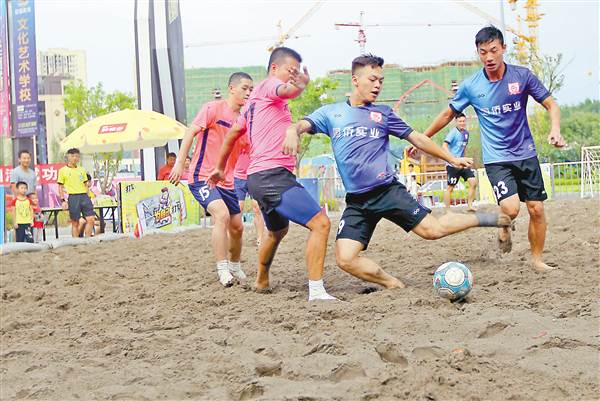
xmin=335 ymin=11 xmax=481 ymax=55
xmin=267 ymin=0 xmax=325 ymax=52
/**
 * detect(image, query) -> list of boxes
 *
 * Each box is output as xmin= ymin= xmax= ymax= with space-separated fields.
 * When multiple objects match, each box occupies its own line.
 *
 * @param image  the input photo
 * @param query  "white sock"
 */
xmin=217 ymin=260 xmax=229 ymax=272
xmin=228 ymin=261 xmax=241 ymax=272
xmin=308 ymin=279 xmax=337 ymax=301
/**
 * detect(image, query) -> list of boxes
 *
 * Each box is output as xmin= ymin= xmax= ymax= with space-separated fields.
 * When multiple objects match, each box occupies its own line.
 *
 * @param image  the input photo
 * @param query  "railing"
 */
xmin=310 ymin=160 xmax=598 ymax=211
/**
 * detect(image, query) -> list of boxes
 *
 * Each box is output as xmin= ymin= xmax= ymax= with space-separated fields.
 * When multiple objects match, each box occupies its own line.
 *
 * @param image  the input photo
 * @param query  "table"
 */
xmin=41 ymin=205 xmax=119 ymax=240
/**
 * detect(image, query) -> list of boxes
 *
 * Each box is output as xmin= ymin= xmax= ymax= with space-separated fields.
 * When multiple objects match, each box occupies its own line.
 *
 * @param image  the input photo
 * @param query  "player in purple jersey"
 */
xmin=283 ymin=55 xmax=511 ymax=290
xmin=421 ymin=26 xmax=565 ymax=272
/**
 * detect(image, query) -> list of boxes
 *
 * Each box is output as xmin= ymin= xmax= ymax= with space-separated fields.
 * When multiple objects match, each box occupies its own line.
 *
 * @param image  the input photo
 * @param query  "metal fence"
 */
xmin=312 ymin=161 xmax=598 ymax=211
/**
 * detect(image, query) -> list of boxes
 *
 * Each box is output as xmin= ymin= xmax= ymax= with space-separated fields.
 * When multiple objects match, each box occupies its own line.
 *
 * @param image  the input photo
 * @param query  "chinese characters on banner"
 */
xmin=0 ymin=0 xmax=10 ymax=137
xmin=11 ymin=0 xmax=38 ymax=137
xmin=0 ymin=163 xmax=66 ymax=185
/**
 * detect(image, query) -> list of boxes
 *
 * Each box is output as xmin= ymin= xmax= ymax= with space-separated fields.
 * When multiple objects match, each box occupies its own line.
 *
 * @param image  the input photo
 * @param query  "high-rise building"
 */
xmin=37 ymin=48 xmax=87 ymax=85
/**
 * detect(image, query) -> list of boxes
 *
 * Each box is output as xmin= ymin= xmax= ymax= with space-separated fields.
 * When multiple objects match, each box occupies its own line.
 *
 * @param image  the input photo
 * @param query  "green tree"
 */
xmin=288 ymin=77 xmax=338 ymax=169
xmin=63 ymin=82 xmax=136 ymax=194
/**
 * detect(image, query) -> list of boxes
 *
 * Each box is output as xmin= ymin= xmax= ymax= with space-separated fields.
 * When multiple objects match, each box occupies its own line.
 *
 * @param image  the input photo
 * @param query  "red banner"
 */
xmin=0 ymin=163 xmax=67 ymax=185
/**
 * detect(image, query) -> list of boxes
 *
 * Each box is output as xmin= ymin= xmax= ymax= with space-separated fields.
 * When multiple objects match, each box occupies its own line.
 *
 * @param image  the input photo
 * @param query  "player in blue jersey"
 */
xmin=283 ymin=54 xmax=511 ymax=289
xmin=421 ymin=26 xmax=565 ymax=272
xmin=443 ymin=113 xmax=478 ymax=212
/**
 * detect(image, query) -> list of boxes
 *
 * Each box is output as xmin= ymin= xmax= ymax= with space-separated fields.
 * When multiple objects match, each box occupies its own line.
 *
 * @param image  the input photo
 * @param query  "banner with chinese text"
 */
xmin=0 ymin=163 xmax=66 ymax=185
xmin=11 ymin=0 xmax=38 ymax=137
xmin=0 ymin=0 xmax=10 ymax=137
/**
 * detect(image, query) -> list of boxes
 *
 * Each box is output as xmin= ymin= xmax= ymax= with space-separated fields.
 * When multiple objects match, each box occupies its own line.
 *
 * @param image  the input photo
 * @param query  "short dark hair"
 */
xmin=185 ymin=156 xmax=192 ymax=161
xmin=475 ymin=26 xmax=504 ymax=48
xmin=267 ymin=47 xmax=302 ymax=72
xmin=455 ymin=113 xmax=466 ymax=119
xmin=352 ymin=54 xmax=384 ymax=75
xmin=67 ymin=148 xmax=80 ymax=155
xmin=167 ymin=152 xmax=177 ymax=159
xmin=16 ymin=181 xmax=28 ymax=189
xmin=408 ymin=163 xmax=414 ymax=168
xmin=18 ymin=149 xmax=30 ymax=158
xmin=228 ymin=72 xmax=253 ymax=86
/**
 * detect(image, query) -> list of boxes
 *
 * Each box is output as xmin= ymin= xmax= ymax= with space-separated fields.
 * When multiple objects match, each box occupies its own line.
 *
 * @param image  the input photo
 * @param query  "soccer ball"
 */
xmin=433 ymin=262 xmax=473 ymax=301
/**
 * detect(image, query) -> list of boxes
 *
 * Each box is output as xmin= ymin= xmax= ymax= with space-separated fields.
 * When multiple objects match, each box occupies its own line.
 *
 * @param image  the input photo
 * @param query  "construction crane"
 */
xmin=392 ymin=79 xmax=454 ymax=111
xmin=453 ymin=0 xmax=542 ymax=64
xmin=267 ymin=0 xmax=325 ymax=52
xmin=334 ymin=11 xmax=481 ymax=55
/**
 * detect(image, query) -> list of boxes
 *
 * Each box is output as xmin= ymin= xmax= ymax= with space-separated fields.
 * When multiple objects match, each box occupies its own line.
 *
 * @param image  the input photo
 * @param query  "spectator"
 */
xmin=405 ymin=163 xmax=418 ymax=199
xmin=10 ymin=150 xmax=37 ymax=199
xmin=10 ymin=182 xmax=34 ymax=243
xmin=181 ymin=156 xmax=192 ymax=181
xmin=157 ymin=152 xmax=177 ymax=180
xmin=57 ymin=148 xmax=95 ymax=238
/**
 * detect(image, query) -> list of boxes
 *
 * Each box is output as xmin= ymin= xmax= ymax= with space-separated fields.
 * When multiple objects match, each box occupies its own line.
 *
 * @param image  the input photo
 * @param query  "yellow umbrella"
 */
xmin=60 ymin=109 xmax=187 ymax=153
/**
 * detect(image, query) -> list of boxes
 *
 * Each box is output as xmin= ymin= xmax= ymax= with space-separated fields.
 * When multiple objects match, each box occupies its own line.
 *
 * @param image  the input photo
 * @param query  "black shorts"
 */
xmin=485 ymin=156 xmax=547 ymax=204
xmin=15 ymin=224 xmax=33 ymax=243
xmin=337 ymin=181 xmax=431 ymax=249
xmin=446 ymin=165 xmax=475 ymax=186
xmin=68 ymin=193 xmax=94 ymax=221
xmin=248 ymin=167 xmax=322 ymax=232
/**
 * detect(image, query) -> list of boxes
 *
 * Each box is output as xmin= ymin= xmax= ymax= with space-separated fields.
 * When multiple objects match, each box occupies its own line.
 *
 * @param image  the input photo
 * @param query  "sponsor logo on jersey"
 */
xmin=508 ymin=82 xmax=521 ymax=95
xmin=370 ymin=111 xmax=382 ymax=123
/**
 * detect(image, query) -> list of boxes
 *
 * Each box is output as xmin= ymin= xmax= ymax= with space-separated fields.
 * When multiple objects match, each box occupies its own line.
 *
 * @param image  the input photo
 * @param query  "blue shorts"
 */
xmin=189 ymin=181 xmax=241 ymax=215
xmin=247 ymin=167 xmax=322 ymax=232
xmin=234 ymin=177 xmax=250 ymax=201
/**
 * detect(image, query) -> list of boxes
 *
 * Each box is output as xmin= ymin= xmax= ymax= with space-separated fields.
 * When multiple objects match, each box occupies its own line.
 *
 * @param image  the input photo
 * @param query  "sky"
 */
xmin=33 ymin=0 xmax=599 ymax=105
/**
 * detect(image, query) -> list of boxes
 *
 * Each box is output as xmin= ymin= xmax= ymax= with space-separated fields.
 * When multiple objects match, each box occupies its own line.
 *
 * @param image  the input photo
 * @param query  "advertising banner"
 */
xmin=11 ymin=0 xmax=39 ymax=137
xmin=0 ymin=163 xmax=66 ymax=185
xmin=119 ymin=181 xmax=201 ymax=236
xmin=0 ymin=0 xmax=10 ymax=137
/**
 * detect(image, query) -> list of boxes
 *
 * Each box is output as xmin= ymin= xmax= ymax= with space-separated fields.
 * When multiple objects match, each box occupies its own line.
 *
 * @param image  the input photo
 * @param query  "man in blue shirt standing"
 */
xmin=422 ymin=26 xmax=565 ymax=272
xmin=443 ymin=113 xmax=478 ymax=212
xmin=283 ymin=54 xmax=511 ymax=289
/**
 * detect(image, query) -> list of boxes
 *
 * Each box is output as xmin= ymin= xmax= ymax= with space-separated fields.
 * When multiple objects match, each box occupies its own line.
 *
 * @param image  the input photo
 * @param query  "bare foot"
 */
xmin=254 ymin=285 xmax=273 ymax=294
xmin=498 ymin=226 xmax=512 ymax=253
xmin=497 ymin=213 xmax=512 ymax=227
xmin=255 ymin=277 xmax=270 ymax=292
xmin=532 ymin=259 xmax=557 ymax=272
xmin=386 ymin=277 xmax=406 ymax=289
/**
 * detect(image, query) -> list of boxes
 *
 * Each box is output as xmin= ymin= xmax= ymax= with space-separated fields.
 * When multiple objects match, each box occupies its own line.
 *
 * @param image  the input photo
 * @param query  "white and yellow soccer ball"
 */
xmin=433 ymin=262 xmax=473 ymax=301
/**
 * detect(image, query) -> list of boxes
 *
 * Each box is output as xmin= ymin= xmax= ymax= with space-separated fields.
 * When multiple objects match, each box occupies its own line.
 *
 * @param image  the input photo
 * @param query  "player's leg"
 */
xmin=466 ymin=175 xmax=478 ymax=212
xmin=190 ymin=181 xmax=235 ymax=286
xmin=383 ymin=181 xmax=511 ymax=240
xmin=255 ymin=211 xmax=289 ymax=290
xmin=445 ymin=166 xmax=459 ymax=211
xmin=516 ymin=157 xmax=552 ymax=271
xmin=444 ymin=184 xmax=455 ymax=211
xmin=218 ymin=187 xmax=246 ymax=280
xmin=274 ymin=185 xmax=335 ymax=300
xmin=252 ymin=200 xmax=264 ymax=246
xmin=335 ymin=204 xmax=403 ymax=288
xmin=485 ymin=163 xmax=521 ymax=253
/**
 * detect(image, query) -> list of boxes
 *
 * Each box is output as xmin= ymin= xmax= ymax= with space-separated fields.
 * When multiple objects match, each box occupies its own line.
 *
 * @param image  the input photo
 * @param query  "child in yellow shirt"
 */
xmin=11 ymin=182 xmax=34 ymax=243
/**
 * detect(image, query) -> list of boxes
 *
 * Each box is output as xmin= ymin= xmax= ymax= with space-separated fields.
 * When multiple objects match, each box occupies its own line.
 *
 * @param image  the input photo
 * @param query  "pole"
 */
xmin=499 ymin=0 xmax=506 ymax=36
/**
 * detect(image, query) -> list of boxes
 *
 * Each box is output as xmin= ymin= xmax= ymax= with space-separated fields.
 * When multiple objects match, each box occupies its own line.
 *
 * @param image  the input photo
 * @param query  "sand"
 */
xmin=1 ymin=199 xmax=598 ymax=401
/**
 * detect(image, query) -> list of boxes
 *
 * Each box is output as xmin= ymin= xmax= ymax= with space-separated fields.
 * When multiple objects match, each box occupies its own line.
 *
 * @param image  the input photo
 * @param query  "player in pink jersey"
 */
xmin=171 ymin=72 xmax=254 ymax=287
xmin=233 ymin=139 xmax=265 ymax=247
xmin=209 ymin=47 xmax=335 ymax=301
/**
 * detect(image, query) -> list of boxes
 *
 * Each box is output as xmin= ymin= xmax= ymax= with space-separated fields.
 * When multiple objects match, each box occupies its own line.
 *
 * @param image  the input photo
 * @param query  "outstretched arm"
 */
xmin=541 ymin=96 xmax=565 ymax=148
xmin=406 ymin=131 xmax=472 ymax=168
xmin=207 ymin=124 xmax=246 ymax=186
xmin=282 ymin=120 xmax=313 ymax=156
xmin=423 ymin=107 xmax=456 ymax=138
